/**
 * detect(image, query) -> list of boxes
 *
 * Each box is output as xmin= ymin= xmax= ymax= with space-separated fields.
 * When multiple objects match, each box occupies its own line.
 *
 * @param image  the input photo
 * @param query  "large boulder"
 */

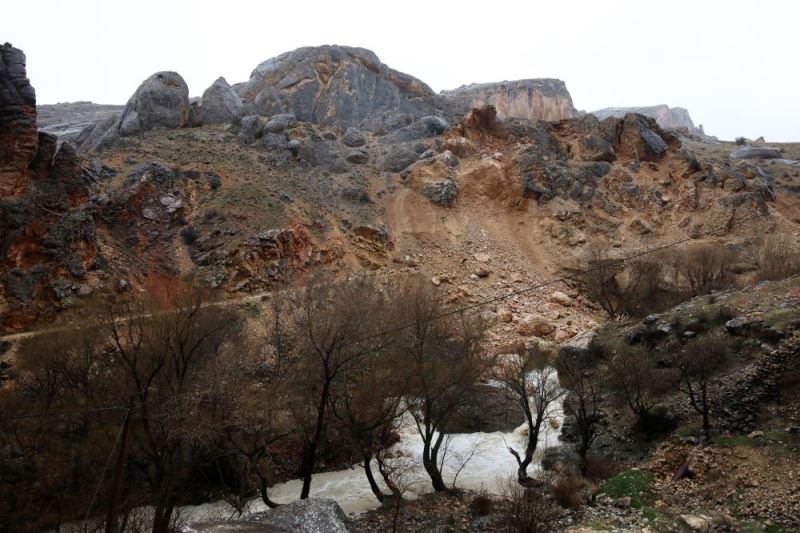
xmin=236 ymin=45 xmax=440 ymax=128
xmin=614 ymin=113 xmax=669 ymax=161
xmin=0 ymin=43 xmax=38 ymax=197
xmin=186 ymin=498 xmax=351 ymax=533
xmin=730 ymin=145 xmax=782 ymax=159
xmin=118 ymin=71 xmax=190 ymax=135
xmin=441 ymin=79 xmax=577 ymax=122
xmin=199 ymin=76 xmax=243 ymax=124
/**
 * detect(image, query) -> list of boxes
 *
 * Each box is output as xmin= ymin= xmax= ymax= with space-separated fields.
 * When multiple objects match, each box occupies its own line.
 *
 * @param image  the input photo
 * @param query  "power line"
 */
xmin=2 ymin=198 xmax=799 ymax=422
xmin=353 ymin=198 xmax=800 ymax=345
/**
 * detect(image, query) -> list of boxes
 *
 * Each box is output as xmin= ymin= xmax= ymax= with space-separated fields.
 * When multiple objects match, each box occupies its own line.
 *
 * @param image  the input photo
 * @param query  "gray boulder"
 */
xmin=186 ymin=498 xmax=350 ymax=533
xmin=423 ymin=180 xmax=458 ymax=206
xmin=236 ymin=45 xmax=440 ymax=128
xmin=383 ymin=147 xmax=419 ymax=172
xmin=380 ymin=115 xmax=449 ymax=144
xmin=731 ymin=145 xmax=782 ymax=159
xmin=261 ymin=132 xmax=287 ymax=151
xmin=342 ymin=127 xmax=366 ymax=147
xmin=238 ymin=115 xmax=263 ymax=144
xmin=199 ymin=77 xmax=243 ymax=124
xmin=264 ymin=113 xmax=297 ymax=133
xmin=118 ymin=71 xmax=190 ymax=135
xmin=345 ymin=149 xmax=368 ymax=164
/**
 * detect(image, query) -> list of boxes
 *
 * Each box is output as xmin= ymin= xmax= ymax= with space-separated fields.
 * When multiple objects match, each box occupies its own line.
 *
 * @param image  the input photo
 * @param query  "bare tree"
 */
xmin=667 ymin=336 xmax=734 ymax=439
xmin=329 ymin=344 xmax=407 ymax=503
xmin=673 ymin=243 xmax=733 ymax=296
xmin=392 ymin=279 xmax=488 ymax=492
xmin=495 ymin=345 xmax=564 ymax=483
xmin=101 ymin=284 xmax=237 ymax=533
xmin=606 ymin=344 xmax=670 ymax=427
xmin=283 ymin=274 xmax=390 ymax=500
xmin=556 ymin=347 xmax=602 ymax=464
xmin=573 ymin=247 xmax=668 ymax=318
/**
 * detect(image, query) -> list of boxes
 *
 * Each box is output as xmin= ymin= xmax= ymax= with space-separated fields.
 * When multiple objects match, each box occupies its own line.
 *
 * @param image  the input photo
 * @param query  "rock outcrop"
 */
xmin=0 ymin=43 xmax=39 ymax=198
xmin=0 ymin=44 xmax=99 ymax=331
xmin=730 ymin=145 xmax=782 ymax=160
xmin=79 ymin=71 xmax=190 ymax=151
xmin=186 ymin=498 xmax=351 ymax=533
xmin=198 ymin=76 xmax=243 ymax=124
xmin=236 ymin=45 xmax=442 ymax=128
xmin=118 ymin=71 xmax=190 ymax=135
xmin=440 ymin=79 xmax=576 ymax=122
xmin=591 ymin=104 xmax=698 ymax=133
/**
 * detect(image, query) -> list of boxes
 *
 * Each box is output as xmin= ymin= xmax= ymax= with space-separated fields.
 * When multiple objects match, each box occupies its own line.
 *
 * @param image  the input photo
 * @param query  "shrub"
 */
xmin=180 ymin=226 xmax=199 ymax=245
xmin=601 ymin=469 xmax=655 ymax=508
xmin=583 ymin=457 xmax=620 ymax=482
xmin=735 ymin=137 xmax=747 ymax=145
xmin=503 ymin=482 xmax=559 ymax=533
xmin=754 ymin=234 xmax=800 ymax=281
xmin=469 ymin=491 xmax=494 ymax=516
xmin=550 ymin=472 xmax=584 ymax=509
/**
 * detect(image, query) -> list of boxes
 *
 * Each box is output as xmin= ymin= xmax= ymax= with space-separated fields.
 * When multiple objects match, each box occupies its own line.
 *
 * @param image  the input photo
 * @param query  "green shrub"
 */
xmin=601 ymin=469 xmax=654 ymax=508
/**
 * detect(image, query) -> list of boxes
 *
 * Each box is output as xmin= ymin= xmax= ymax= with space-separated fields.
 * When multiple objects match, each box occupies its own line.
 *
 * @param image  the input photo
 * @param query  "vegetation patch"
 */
xmin=601 ymin=469 xmax=655 ymax=508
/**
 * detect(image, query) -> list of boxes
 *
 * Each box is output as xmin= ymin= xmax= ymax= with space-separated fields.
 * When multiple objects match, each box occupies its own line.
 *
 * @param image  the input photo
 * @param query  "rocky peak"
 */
xmin=591 ymin=104 xmax=699 ymax=134
xmin=198 ymin=76 xmax=243 ymax=124
xmin=0 ymin=43 xmax=39 ymax=198
xmin=440 ymin=79 xmax=577 ymax=122
xmin=118 ymin=71 xmax=190 ymax=135
xmin=237 ymin=45 xmax=442 ymax=128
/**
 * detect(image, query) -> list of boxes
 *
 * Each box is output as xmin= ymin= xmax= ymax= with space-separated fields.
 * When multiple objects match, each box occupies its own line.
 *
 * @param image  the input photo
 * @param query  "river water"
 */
xmin=182 ymin=375 xmax=564 ymax=522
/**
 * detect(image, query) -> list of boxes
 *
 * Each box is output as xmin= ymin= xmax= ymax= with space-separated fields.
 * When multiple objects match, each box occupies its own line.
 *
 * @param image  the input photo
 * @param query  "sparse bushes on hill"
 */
xmin=572 ymin=246 xmax=675 ymax=318
xmin=672 ymin=243 xmax=734 ymax=296
xmin=574 ymin=242 xmax=743 ymax=318
xmin=735 ymin=137 xmax=747 ymax=145
xmin=753 ymin=234 xmax=800 ymax=281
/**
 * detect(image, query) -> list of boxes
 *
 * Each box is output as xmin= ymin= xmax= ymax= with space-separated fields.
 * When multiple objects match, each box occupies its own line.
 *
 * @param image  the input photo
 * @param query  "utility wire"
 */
xmin=2 ymin=198 xmax=800 ymax=422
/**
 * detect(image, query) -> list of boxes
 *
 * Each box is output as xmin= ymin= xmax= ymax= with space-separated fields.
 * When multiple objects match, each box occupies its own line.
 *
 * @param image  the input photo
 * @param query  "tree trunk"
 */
xmin=422 ymin=436 xmax=447 ymax=491
xmin=363 ymin=453 xmax=386 ymax=502
xmin=151 ymin=493 xmax=175 ymax=533
xmin=701 ymin=386 xmax=711 ymax=439
xmin=105 ymin=405 xmax=133 ymax=533
xmin=300 ymin=379 xmax=331 ymax=499
xmin=259 ymin=477 xmax=280 ymax=508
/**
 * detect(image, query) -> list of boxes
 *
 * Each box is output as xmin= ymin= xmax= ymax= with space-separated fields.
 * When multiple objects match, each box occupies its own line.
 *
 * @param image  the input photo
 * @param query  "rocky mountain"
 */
xmin=591 ymin=104 xmax=699 ymax=134
xmin=440 ymin=79 xmax=576 ymax=122
xmin=3 ymin=41 xmax=798 ymax=336
xmin=235 ymin=45 xmax=443 ymax=130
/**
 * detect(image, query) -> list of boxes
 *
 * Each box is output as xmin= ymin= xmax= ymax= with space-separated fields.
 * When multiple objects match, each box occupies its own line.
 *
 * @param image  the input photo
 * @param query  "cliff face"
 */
xmin=0 ymin=43 xmax=39 ymax=198
xmin=591 ymin=104 xmax=698 ymax=133
xmin=440 ymin=79 xmax=577 ymax=122
xmin=0 ymin=44 xmax=98 ymax=330
xmin=237 ymin=45 xmax=443 ymax=129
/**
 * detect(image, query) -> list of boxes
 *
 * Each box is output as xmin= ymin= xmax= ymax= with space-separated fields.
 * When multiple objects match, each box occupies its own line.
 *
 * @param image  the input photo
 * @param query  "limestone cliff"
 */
xmin=591 ymin=104 xmax=698 ymax=133
xmin=440 ymin=79 xmax=577 ymax=122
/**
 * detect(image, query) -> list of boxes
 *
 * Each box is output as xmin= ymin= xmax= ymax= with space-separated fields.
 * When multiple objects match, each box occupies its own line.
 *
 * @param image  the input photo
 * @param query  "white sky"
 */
xmin=3 ymin=0 xmax=799 ymax=141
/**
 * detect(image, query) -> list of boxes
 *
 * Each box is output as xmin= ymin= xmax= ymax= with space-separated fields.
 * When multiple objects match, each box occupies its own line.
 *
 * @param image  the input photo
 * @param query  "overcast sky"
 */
xmin=3 ymin=0 xmax=799 ymax=141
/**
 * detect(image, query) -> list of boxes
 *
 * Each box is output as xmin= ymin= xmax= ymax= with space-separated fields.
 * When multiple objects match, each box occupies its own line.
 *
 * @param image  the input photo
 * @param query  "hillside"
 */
xmin=2 ymin=41 xmax=800 ymax=533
